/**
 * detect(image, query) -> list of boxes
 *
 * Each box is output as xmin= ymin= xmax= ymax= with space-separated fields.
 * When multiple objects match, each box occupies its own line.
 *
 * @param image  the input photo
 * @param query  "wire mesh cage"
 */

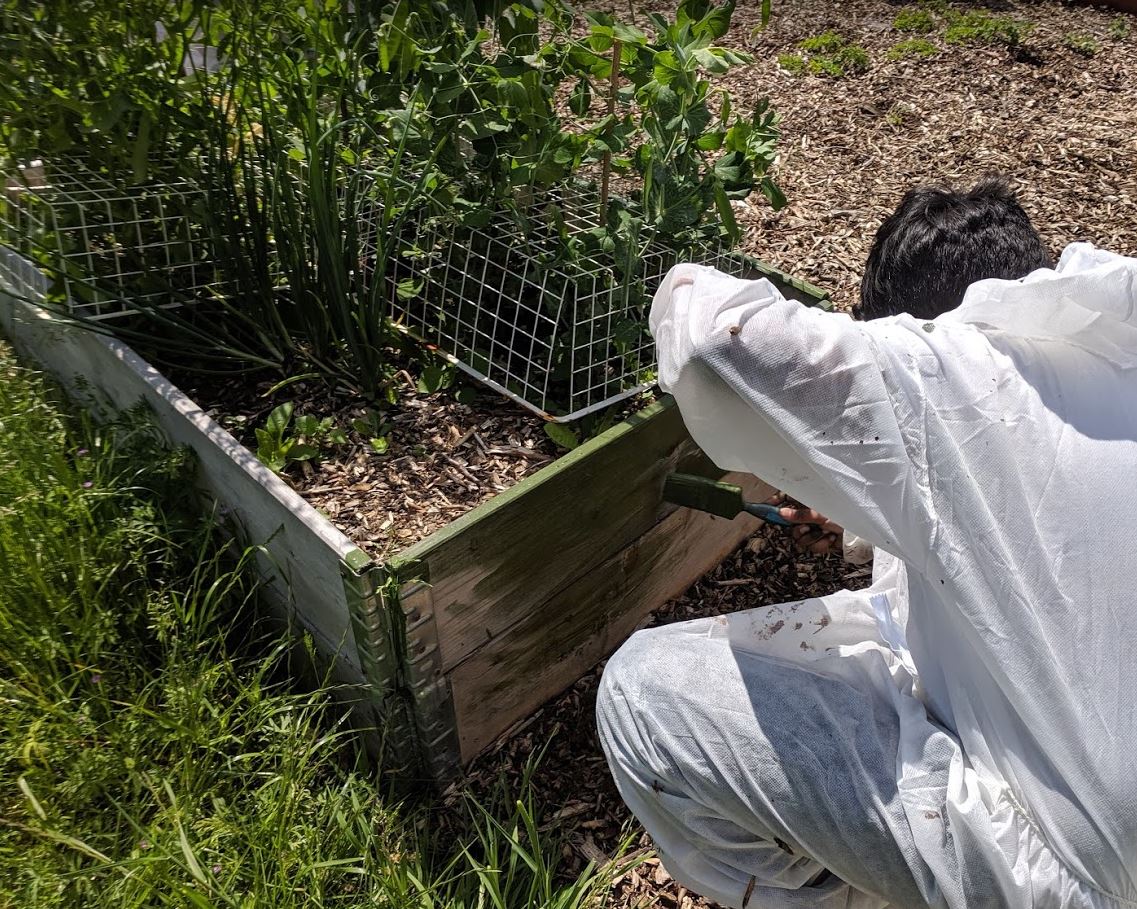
xmin=383 ymin=185 xmax=816 ymax=423
xmin=0 ymin=158 xmax=218 ymax=319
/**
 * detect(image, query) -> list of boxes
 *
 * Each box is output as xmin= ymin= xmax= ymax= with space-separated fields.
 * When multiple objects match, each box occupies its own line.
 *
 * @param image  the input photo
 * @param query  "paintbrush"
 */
xmin=663 ymin=473 xmax=793 ymax=526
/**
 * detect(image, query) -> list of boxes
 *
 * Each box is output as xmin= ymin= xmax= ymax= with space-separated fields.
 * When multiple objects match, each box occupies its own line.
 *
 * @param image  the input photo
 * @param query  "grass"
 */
xmin=0 ymin=342 xmax=636 ymax=907
xmin=783 ymin=32 xmax=871 ymax=78
xmin=1063 ymin=32 xmax=1100 ymax=57
xmin=887 ymin=38 xmax=939 ymax=61
xmin=1111 ymin=16 xmax=1131 ymax=41
xmin=892 ymin=8 xmax=937 ymax=33
xmin=889 ymin=3 xmax=1032 ymax=47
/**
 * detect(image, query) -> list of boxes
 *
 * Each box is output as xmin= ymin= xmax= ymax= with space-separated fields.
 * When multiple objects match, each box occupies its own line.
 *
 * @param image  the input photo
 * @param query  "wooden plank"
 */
xmin=0 ymin=259 xmax=365 ymax=680
xmin=448 ymin=470 xmax=775 ymax=762
xmin=393 ymin=398 xmax=723 ymax=672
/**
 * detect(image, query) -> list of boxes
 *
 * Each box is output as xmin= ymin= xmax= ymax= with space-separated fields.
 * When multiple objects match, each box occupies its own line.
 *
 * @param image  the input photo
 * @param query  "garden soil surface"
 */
xmin=451 ymin=2 xmax=1137 ymax=907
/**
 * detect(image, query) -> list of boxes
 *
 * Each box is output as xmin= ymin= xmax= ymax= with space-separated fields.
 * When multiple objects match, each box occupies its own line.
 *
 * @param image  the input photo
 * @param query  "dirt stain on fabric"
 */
xmin=757 ymin=619 xmax=785 ymax=641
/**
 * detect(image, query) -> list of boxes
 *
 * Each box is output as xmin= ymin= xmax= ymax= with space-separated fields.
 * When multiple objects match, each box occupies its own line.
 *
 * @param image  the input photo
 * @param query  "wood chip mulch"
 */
xmin=179 ymin=366 xmax=564 ymax=559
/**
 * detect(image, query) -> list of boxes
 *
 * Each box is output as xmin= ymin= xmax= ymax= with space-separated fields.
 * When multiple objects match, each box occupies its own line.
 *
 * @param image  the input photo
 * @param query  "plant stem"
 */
xmin=599 ymin=38 xmax=622 ymax=228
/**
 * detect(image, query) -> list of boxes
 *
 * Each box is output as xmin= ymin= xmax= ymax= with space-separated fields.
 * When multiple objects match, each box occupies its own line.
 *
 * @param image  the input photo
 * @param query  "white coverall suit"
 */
xmin=596 ymin=244 xmax=1137 ymax=908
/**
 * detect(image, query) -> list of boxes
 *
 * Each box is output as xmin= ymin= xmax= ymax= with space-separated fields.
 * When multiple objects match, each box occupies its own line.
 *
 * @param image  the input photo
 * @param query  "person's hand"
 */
xmin=765 ymin=495 xmax=843 ymax=554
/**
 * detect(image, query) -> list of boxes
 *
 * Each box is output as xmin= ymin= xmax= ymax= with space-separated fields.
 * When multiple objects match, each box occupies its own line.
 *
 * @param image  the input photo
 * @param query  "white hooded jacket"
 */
xmin=648 ymin=243 xmax=1137 ymax=906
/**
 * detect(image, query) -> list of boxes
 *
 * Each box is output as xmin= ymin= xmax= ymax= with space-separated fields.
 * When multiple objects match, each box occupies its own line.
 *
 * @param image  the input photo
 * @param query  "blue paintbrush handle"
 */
xmin=743 ymin=502 xmax=794 ymax=527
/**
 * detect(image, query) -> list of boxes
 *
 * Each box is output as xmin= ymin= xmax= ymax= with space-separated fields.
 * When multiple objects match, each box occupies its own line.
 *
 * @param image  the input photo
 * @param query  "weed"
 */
xmin=1063 ymin=32 xmax=1100 ymax=56
xmin=778 ymin=52 xmax=807 ymax=74
xmin=888 ymin=38 xmax=939 ymax=60
xmin=943 ymin=10 xmax=1031 ymax=46
xmin=885 ymin=102 xmax=920 ymax=126
xmin=255 ymin=401 xmax=347 ymax=473
xmin=893 ymin=8 xmax=937 ymax=33
xmin=1111 ymin=17 xmax=1131 ymax=40
xmin=793 ymin=31 xmax=871 ymax=77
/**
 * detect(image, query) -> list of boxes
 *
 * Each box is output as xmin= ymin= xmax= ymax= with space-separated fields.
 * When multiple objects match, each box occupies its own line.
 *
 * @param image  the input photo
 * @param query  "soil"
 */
xmin=178 ymin=364 xmax=566 ymax=559
xmin=442 ymin=2 xmax=1137 ymax=907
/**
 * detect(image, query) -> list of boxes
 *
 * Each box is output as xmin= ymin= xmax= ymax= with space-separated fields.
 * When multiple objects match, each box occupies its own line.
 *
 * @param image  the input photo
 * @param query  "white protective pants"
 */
xmin=595 ymin=563 xmax=1116 ymax=908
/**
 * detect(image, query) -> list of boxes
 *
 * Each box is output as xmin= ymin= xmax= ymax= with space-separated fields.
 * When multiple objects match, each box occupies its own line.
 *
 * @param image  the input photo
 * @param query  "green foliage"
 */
xmin=892 ymin=8 xmax=938 ymax=33
xmin=887 ymin=3 xmax=1031 ymax=49
xmin=351 ymin=409 xmax=392 ymax=454
xmin=543 ymin=422 xmax=581 ymax=451
xmin=3 ymin=0 xmax=783 ymax=418
xmin=255 ymin=402 xmax=347 ymax=473
xmin=0 ymin=1 xmax=210 ymax=178
xmin=778 ymin=53 xmax=807 ymax=74
xmin=794 ymin=32 xmax=871 ymax=77
xmin=888 ymin=38 xmax=939 ymax=60
xmin=417 ymin=362 xmax=457 ymax=395
xmin=942 ymin=10 xmax=1031 ymax=46
xmin=1063 ymin=32 xmax=1100 ymax=57
xmin=1111 ymin=16 xmax=1132 ymax=40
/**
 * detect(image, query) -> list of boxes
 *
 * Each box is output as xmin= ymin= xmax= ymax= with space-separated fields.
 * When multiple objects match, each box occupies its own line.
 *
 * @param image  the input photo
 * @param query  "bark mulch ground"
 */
xmin=446 ymin=2 xmax=1137 ymax=906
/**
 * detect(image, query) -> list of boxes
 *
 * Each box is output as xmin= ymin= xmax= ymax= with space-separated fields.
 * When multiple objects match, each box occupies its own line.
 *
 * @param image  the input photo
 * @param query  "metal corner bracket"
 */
xmin=341 ymin=550 xmax=461 ymax=782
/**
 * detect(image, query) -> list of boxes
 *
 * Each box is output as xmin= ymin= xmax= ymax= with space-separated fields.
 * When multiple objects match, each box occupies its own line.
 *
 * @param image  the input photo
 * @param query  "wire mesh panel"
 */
xmin=385 ymin=185 xmax=788 ymax=422
xmin=0 ymin=158 xmax=216 ymax=319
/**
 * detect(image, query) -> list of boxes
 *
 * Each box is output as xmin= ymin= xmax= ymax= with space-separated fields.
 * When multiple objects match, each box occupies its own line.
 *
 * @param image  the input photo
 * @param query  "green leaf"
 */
xmin=396 ymin=278 xmax=422 ymax=300
xmin=327 ymin=428 xmax=348 ymax=445
xmin=695 ymin=130 xmax=724 ymax=150
xmin=294 ymin=414 xmax=318 ymax=437
xmin=369 ymin=436 xmax=390 ymax=454
xmin=544 ymin=422 xmax=580 ymax=450
xmin=569 ymin=78 xmax=592 ymax=117
xmin=416 ymin=364 xmax=453 ymax=394
xmin=613 ymin=22 xmax=648 ymax=44
xmin=288 ymin=444 xmax=319 ymax=462
xmin=761 ymin=177 xmax=788 ymax=211
xmin=130 ymin=113 xmax=151 ymax=183
xmin=265 ymin=403 xmax=293 ymax=438
xmin=714 ymin=183 xmax=740 ymax=243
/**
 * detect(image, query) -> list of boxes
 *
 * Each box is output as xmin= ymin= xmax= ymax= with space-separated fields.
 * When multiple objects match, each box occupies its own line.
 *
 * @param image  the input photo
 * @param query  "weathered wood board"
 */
xmin=394 ymin=399 xmax=722 ymax=673
xmin=446 ymin=470 xmax=774 ymax=761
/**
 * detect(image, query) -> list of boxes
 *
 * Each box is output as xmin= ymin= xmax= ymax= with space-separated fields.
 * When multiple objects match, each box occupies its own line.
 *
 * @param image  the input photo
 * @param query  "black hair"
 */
xmin=856 ymin=177 xmax=1052 ymax=321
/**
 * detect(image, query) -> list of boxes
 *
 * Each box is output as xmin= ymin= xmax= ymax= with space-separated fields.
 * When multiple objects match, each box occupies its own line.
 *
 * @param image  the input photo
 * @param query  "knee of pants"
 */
xmin=596 ymin=626 xmax=677 ymax=780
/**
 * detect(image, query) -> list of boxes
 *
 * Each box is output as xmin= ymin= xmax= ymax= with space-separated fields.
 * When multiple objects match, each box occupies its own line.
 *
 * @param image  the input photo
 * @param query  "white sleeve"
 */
xmin=650 ymin=263 xmax=934 ymax=563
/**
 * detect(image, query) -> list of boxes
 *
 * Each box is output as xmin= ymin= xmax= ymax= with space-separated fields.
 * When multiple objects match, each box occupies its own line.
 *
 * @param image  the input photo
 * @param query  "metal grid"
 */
xmin=384 ymin=186 xmax=770 ymax=423
xmin=0 ymin=158 xmax=216 ymax=319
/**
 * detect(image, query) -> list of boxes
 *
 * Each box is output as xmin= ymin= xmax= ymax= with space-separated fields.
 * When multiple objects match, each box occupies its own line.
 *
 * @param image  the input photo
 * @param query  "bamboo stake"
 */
xmin=599 ymin=38 xmax=622 ymax=228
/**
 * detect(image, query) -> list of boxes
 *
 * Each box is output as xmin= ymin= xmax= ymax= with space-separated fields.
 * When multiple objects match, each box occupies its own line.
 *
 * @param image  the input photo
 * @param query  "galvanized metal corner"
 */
xmin=398 ymin=577 xmax=462 ymax=782
xmin=341 ymin=550 xmax=461 ymax=783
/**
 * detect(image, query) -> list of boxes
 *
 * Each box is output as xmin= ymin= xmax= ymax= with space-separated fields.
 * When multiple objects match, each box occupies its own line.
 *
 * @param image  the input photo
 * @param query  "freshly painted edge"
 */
xmin=389 ymin=397 xmax=675 ymax=571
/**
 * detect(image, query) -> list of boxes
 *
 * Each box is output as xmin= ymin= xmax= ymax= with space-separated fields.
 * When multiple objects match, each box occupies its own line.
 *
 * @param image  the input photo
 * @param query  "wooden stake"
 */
xmin=599 ymin=38 xmax=622 ymax=228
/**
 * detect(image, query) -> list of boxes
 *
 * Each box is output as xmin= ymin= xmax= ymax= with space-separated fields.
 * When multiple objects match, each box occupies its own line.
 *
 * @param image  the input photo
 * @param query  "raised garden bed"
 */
xmin=1 ymin=245 xmax=828 ymax=783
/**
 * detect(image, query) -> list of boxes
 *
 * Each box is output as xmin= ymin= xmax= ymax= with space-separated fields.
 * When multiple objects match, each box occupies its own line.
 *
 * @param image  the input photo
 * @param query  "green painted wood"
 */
xmin=448 ymin=469 xmax=775 ymax=761
xmin=390 ymin=397 xmax=726 ymax=674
